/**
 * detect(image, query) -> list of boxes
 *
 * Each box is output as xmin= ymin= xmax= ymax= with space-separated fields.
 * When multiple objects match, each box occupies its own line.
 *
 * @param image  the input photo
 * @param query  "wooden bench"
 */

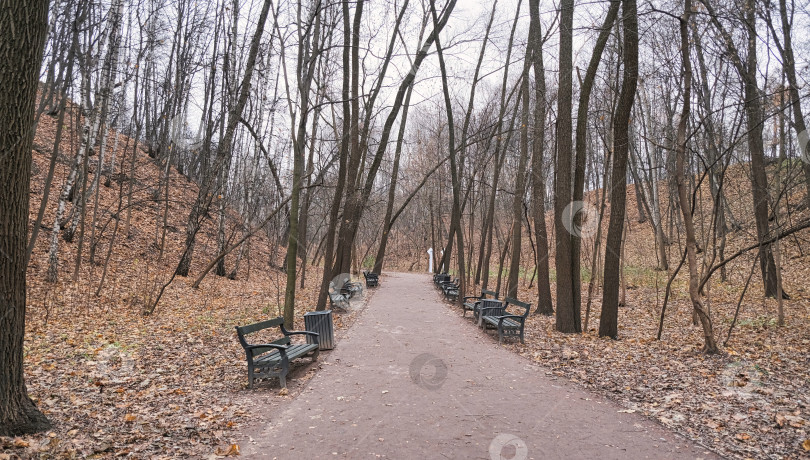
xmin=443 ymin=280 xmax=459 ymax=301
xmin=341 ymin=280 xmax=363 ymax=299
xmin=462 ymin=289 xmax=499 ymax=317
xmin=362 ymin=271 xmax=379 ymax=288
xmin=235 ymin=317 xmax=319 ymax=388
xmin=480 ymin=297 xmax=531 ymax=344
xmin=439 ymin=278 xmax=459 ymax=300
xmin=328 ymin=282 xmax=350 ymax=309
xmin=433 ymin=273 xmax=450 ymax=286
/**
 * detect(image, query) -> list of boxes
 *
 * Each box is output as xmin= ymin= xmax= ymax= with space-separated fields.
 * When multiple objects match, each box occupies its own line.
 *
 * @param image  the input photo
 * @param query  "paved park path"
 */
xmin=241 ymin=272 xmax=718 ymax=459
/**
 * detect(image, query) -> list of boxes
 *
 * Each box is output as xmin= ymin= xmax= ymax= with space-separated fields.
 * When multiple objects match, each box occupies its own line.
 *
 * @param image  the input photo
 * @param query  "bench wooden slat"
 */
xmin=255 ymin=344 xmax=319 ymax=365
xmin=236 ymin=317 xmax=284 ymax=336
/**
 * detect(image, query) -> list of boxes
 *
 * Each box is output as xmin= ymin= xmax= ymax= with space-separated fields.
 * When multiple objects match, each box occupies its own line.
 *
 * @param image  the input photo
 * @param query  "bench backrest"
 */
xmin=479 ymin=298 xmax=505 ymax=316
xmin=481 ymin=289 xmax=499 ymax=299
xmin=503 ymin=297 xmax=531 ymax=318
xmin=235 ymin=317 xmax=290 ymax=355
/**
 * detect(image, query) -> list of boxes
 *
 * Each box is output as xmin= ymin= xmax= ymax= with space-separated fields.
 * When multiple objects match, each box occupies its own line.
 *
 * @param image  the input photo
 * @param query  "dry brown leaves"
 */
xmin=490 ymin=175 xmax=810 ymax=459
xmin=2 ymin=110 xmax=366 ymax=458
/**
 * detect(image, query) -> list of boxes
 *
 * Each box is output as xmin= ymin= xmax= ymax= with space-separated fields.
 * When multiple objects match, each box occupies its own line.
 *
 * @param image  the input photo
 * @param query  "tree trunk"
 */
xmin=599 ymin=0 xmax=638 ymax=339
xmin=507 ymin=59 xmax=531 ymax=298
xmin=554 ymin=0 xmax=579 ymax=333
xmin=373 ymin=82 xmax=414 ymax=274
xmin=432 ymin=0 xmax=465 ymax=304
xmin=332 ymin=0 xmax=457 ymax=277
xmin=27 ymin=7 xmax=81 ymax=268
xmin=175 ymin=0 xmax=273 ymax=278
xmin=528 ymin=0 xmax=553 ymax=315
xmin=317 ymin=0 xmax=352 ymax=310
xmin=770 ymin=0 xmax=810 ymax=210
xmin=673 ymin=0 xmax=718 ymax=353
xmin=0 ymin=0 xmax=51 ymax=435
xmin=284 ymin=2 xmax=321 ymax=328
xmin=700 ymin=0 xmax=779 ymax=297
xmin=571 ymin=0 xmax=620 ymax=315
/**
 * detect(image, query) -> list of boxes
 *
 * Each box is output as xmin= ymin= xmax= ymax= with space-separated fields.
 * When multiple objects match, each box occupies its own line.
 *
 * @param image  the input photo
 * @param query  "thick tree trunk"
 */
xmin=599 ymin=0 xmax=638 ymax=339
xmin=0 ymin=0 xmax=51 ymax=436
xmin=528 ymin=0 xmax=553 ymax=315
xmin=571 ymin=0 xmax=620 ymax=315
xmin=554 ymin=0 xmax=579 ymax=333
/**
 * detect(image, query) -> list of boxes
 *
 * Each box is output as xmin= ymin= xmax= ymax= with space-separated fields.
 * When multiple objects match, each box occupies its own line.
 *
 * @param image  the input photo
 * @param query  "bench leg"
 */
xmin=247 ymin=364 xmax=255 ymax=389
xmin=279 ymin=356 xmax=290 ymax=389
xmin=498 ymin=327 xmax=503 ymax=345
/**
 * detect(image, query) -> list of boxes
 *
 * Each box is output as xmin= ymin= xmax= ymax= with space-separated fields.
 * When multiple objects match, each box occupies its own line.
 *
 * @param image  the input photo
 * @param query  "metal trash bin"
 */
xmin=304 ymin=310 xmax=334 ymax=350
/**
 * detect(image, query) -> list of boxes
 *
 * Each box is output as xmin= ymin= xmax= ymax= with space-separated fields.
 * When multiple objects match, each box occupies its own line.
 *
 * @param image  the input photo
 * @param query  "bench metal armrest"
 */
xmin=283 ymin=329 xmax=319 ymax=345
xmin=280 ymin=322 xmax=319 ymax=337
xmin=283 ymin=330 xmax=319 ymax=338
xmin=246 ymin=343 xmax=289 ymax=358
xmin=246 ymin=343 xmax=288 ymax=350
xmin=462 ymin=295 xmax=482 ymax=302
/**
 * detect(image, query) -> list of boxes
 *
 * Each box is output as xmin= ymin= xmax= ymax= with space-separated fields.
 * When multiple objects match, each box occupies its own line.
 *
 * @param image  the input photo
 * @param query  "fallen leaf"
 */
xmin=215 ymin=444 xmax=240 ymax=456
xmin=13 ymin=439 xmax=29 ymax=448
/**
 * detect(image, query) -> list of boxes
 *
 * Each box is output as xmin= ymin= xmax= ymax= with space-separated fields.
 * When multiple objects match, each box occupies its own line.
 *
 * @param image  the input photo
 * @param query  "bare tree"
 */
xmin=599 ymin=0 xmax=638 ymax=339
xmin=174 ymin=0 xmax=273 ymax=279
xmin=673 ymin=0 xmax=718 ymax=353
xmin=528 ymin=0 xmax=554 ymax=315
xmin=763 ymin=0 xmax=810 ymax=210
xmin=554 ymin=0 xmax=579 ymax=333
xmin=0 ymin=0 xmax=51 ymax=435
xmin=699 ymin=0 xmax=781 ymax=298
